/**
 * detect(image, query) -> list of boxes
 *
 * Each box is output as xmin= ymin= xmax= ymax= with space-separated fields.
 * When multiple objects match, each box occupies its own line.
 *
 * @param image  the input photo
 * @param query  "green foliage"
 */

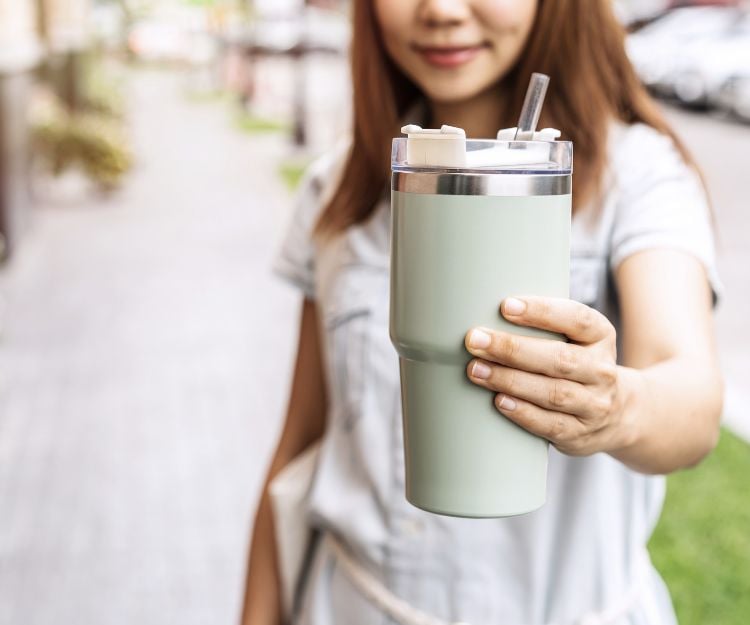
xmin=278 ymin=160 xmax=310 ymax=191
xmin=80 ymin=58 xmax=127 ymax=119
xmin=31 ymin=56 xmax=132 ymax=189
xmin=649 ymin=428 xmax=750 ymax=625
xmin=31 ymin=94 xmax=132 ymax=189
xmin=234 ymin=112 xmax=289 ymax=134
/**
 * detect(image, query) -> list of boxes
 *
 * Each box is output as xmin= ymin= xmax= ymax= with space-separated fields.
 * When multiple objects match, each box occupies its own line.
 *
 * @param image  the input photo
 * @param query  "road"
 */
xmin=662 ymin=105 xmax=750 ymax=439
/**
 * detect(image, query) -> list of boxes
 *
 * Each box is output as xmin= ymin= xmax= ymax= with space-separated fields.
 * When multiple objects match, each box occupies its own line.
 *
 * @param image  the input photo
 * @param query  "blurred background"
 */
xmin=0 ymin=1 xmax=747 ymax=624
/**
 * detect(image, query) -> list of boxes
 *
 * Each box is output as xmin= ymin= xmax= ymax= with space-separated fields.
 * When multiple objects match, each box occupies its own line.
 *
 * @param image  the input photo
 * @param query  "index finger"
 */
xmin=500 ymin=296 xmax=612 ymax=344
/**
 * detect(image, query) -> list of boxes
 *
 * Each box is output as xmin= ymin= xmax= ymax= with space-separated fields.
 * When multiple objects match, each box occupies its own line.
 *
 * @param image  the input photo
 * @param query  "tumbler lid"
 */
xmin=393 ymin=124 xmax=572 ymax=174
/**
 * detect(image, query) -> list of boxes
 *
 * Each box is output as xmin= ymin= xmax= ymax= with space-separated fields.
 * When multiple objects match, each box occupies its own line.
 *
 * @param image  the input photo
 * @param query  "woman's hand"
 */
xmin=464 ymin=296 xmax=638 ymax=456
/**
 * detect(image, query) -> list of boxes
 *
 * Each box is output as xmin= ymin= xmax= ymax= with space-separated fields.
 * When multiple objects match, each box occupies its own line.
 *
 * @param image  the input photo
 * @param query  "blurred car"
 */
xmin=670 ymin=14 xmax=750 ymax=108
xmin=626 ymin=6 xmax=739 ymax=94
xmin=614 ymin=0 xmax=671 ymax=27
xmin=716 ymin=74 xmax=750 ymax=121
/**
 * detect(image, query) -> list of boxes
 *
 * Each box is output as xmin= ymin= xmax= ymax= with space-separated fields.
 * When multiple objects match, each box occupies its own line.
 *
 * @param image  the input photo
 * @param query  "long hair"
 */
xmin=315 ymin=0 xmax=701 ymax=235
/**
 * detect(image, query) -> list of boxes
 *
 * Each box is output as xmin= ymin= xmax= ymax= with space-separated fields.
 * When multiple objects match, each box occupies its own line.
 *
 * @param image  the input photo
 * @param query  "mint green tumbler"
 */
xmin=389 ymin=131 xmax=572 ymax=518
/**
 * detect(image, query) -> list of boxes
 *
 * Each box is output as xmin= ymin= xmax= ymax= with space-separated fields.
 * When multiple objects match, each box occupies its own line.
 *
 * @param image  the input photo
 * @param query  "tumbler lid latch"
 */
xmin=400 ymin=124 xmax=467 ymax=167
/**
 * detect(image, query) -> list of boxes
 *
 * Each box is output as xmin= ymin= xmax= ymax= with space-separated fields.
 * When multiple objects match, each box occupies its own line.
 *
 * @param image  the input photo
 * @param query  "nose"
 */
xmin=417 ymin=0 xmax=472 ymax=28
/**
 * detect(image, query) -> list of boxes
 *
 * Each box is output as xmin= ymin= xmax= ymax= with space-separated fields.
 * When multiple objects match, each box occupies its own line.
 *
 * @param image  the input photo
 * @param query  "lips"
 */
xmin=413 ymin=43 xmax=488 ymax=69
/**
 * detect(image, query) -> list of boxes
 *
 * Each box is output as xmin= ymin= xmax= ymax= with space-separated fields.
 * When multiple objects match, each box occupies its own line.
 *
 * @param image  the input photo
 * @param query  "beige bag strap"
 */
xmin=326 ymin=532 xmax=467 ymax=625
xmin=326 ymin=531 xmax=648 ymax=625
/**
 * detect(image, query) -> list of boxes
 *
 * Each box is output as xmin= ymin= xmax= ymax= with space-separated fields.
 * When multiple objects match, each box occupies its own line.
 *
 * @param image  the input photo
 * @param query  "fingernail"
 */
xmin=503 ymin=298 xmax=526 ymax=316
xmin=471 ymin=361 xmax=491 ymax=380
xmin=468 ymin=328 xmax=491 ymax=349
xmin=497 ymin=395 xmax=517 ymax=411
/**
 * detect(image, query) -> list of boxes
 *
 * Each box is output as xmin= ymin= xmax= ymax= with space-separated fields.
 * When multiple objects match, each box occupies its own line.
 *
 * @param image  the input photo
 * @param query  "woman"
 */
xmin=242 ymin=1 xmax=723 ymax=624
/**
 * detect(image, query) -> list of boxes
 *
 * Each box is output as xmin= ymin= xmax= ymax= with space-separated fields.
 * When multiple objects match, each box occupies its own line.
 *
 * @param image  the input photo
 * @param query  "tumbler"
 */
xmin=390 ymin=126 xmax=572 ymax=517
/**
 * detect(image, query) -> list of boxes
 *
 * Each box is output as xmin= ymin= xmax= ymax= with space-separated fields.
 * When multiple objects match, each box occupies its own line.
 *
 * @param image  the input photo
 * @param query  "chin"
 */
xmin=419 ymin=80 xmax=495 ymax=106
xmin=411 ymin=63 xmax=505 ymax=108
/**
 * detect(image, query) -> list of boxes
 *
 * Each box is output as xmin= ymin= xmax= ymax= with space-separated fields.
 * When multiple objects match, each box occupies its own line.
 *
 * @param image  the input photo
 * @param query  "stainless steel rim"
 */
xmin=392 ymin=171 xmax=571 ymax=196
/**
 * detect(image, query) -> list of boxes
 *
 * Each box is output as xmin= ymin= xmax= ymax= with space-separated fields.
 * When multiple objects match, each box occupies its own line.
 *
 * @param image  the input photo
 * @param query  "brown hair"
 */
xmin=315 ymin=0 xmax=701 ymax=235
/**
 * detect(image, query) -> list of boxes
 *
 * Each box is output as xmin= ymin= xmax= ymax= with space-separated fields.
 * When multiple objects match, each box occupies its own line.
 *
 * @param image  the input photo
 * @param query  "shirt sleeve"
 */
xmin=271 ymin=143 xmax=348 ymax=299
xmin=609 ymin=123 xmax=723 ymax=305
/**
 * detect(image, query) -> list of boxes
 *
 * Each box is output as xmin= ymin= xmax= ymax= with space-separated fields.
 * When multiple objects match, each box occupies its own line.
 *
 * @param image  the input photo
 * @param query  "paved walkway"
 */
xmin=0 ymin=67 xmax=301 ymax=625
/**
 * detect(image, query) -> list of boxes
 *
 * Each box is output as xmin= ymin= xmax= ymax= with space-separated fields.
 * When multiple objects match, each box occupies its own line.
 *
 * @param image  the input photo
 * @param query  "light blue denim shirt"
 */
xmin=271 ymin=122 xmax=721 ymax=625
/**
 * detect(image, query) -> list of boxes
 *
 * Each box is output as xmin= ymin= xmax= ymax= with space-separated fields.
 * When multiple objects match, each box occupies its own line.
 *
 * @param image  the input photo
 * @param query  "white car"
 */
xmin=671 ymin=15 xmax=750 ymax=107
xmin=626 ymin=7 xmax=740 ymax=94
xmin=716 ymin=74 xmax=750 ymax=122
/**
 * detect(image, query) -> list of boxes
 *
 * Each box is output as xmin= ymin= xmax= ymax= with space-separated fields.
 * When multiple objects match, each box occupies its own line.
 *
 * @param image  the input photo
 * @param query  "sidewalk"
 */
xmin=662 ymin=106 xmax=750 ymax=443
xmin=0 ymin=67 xmax=301 ymax=625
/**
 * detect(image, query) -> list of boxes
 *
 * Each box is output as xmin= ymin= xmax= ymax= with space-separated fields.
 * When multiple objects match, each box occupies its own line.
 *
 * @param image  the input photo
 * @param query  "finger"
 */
xmin=465 ymin=327 xmax=605 ymax=384
xmin=500 ymin=296 xmax=614 ymax=345
xmin=492 ymin=393 xmax=592 ymax=456
xmin=467 ymin=360 xmax=605 ymax=419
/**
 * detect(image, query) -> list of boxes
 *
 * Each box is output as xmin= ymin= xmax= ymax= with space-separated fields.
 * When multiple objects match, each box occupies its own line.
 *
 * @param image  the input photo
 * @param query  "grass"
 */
xmin=234 ymin=112 xmax=289 ymax=134
xmin=278 ymin=159 xmax=310 ymax=191
xmin=648 ymin=428 xmax=750 ymax=625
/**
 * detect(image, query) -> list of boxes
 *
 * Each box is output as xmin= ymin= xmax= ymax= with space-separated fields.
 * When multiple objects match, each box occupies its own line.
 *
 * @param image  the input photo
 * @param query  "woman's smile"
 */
xmin=411 ymin=42 xmax=490 ymax=69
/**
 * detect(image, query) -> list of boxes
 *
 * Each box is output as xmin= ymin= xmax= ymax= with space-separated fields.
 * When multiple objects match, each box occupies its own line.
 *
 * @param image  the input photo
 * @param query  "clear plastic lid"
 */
xmin=391 ymin=126 xmax=572 ymax=174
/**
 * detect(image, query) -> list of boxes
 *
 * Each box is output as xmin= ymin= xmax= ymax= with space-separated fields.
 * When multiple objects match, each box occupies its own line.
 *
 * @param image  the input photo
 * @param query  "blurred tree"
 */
xmin=29 ymin=0 xmax=132 ymax=191
xmin=36 ymin=0 xmax=92 ymax=112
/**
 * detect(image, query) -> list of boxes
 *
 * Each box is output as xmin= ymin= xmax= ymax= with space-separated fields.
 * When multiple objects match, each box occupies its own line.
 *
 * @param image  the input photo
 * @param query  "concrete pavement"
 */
xmin=0 ymin=66 xmax=301 ymax=625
